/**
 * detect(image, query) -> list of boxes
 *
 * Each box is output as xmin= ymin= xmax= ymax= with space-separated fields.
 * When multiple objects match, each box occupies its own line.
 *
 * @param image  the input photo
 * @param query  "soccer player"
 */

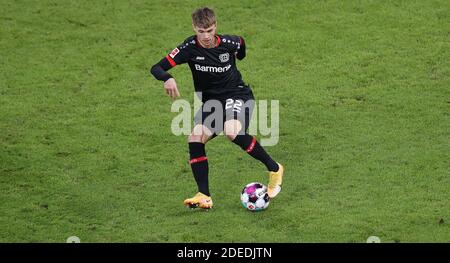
xmin=150 ymin=7 xmax=284 ymax=209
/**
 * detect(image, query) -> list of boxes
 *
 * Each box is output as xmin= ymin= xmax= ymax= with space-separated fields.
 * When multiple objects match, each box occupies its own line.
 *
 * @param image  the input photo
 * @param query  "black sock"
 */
xmin=232 ymin=134 xmax=279 ymax=172
xmin=188 ymin=142 xmax=210 ymax=196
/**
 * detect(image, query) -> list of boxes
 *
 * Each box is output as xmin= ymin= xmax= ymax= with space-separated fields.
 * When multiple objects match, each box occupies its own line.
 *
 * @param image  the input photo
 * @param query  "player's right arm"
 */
xmin=150 ymin=41 xmax=191 ymax=100
xmin=150 ymin=57 xmax=180 ymax=100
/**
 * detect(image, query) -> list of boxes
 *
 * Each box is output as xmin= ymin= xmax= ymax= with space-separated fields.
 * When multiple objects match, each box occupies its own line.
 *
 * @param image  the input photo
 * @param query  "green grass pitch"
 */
xmin=1 ymin=0 xmax=449 ymax=242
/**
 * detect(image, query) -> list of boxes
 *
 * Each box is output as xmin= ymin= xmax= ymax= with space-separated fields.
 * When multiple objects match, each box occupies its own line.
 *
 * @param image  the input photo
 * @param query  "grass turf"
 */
xmin=0 ymin=0 xmax=449 ymax=242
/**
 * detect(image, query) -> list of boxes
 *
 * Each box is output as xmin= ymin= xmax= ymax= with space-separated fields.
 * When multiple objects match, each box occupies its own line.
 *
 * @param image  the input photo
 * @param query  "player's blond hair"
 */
xmin=192 ymin=7 xmax=216 ymax=28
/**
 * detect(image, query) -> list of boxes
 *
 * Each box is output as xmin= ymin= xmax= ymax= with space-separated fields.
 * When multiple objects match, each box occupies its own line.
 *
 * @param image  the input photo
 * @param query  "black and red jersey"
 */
xmin=151 ymin=34 xmax=252 ymax=101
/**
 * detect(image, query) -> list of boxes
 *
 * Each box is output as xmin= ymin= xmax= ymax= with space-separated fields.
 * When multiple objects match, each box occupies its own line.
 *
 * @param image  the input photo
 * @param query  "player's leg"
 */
xmin=223 ymin=99 xmax=284 ymax=198
xmin=224 ymin=119 xmax=280 ymax=173
xmin=184 ymin=124 xmax=215 ymax=209
xmin=188 ymin=124 xmax=214 ymax=195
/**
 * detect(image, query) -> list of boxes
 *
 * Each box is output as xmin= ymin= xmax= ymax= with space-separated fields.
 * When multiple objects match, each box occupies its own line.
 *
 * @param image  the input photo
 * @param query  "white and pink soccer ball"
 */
xmin=240 ymin=182 xmax=270 ymax=211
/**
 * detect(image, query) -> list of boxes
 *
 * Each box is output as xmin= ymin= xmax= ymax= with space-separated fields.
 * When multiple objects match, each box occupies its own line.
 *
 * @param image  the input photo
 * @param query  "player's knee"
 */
xmin=188 ymin=134 xmax=203 ymax=143
xmin=189 ymin=125 xmax=212 ymax=144
xmin=224 ymin=120 xmax=242 ymax=141
xmin=225 ymin=133 xmax=238 ymax=141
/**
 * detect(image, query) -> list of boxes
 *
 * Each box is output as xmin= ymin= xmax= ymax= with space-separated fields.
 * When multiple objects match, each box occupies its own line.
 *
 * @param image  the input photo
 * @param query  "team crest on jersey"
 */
xmin=169 ymin=48 xmax=180 ymax=58
xmin=219 ymin=53 xmax=229 ymax=63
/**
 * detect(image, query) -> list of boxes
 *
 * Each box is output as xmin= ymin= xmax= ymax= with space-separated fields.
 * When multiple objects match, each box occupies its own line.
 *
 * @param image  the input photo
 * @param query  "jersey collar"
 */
xmin=215 ymin=35 xmax=221 ymax=47
xmin=196 ymin=35 xmax=221 ymax=48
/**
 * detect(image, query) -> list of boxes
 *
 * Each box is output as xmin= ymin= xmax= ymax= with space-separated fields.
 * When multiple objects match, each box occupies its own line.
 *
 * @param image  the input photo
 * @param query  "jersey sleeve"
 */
xmin=164 ymin=39 xmax=192 ymax=67
xmin=236 ymin=36 xmax=245 ymax=60
xmin=150 ymin=38 xmax=194 ymax=82
xmin=224 ymin=35 xmax=246 ymax=60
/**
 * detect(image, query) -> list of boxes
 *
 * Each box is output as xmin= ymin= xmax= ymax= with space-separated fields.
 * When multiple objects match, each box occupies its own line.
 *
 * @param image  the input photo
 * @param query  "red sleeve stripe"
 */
xmin=189 ymin=156 xmax=208 ymax=164
xmin=239 ymin=37 xmax=243 ymax=45
xmin=165 ymin=55 xmax=177 ymax=67
xmin=246 ymin=137 xmax=257 ymax=153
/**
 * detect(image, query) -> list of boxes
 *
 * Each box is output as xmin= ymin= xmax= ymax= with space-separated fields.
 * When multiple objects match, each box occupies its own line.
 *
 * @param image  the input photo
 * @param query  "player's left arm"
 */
xmin=236 ymin=36 xmax=246 ymax=60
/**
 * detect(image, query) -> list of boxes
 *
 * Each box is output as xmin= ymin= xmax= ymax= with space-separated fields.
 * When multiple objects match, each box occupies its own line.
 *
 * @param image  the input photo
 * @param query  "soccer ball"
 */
xmin=240 ymin=182 xmax=270 ymax=211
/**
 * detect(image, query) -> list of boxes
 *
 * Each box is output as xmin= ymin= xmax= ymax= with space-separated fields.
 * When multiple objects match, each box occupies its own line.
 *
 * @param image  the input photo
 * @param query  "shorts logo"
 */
xmin=196 ymin=56 xmax=205 ymax=60
xmin=169 ymin=48 xmax=180 ymax=58
xmin=219 ymin=53 xmax=229 ymax=63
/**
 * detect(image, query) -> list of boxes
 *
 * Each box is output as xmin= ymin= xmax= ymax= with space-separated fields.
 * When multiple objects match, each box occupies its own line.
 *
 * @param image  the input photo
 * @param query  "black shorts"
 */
xmin=194 ymin=93 xmax=255 ymax=137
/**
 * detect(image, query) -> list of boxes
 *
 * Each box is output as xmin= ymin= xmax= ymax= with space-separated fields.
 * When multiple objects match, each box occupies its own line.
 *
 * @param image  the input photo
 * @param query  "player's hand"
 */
xmin=164 ymin=78 xmax=180 ymax=100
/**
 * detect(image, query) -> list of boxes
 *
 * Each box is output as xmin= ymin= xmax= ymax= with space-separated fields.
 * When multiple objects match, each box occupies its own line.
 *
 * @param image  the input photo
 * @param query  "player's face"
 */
xmin=193 ymin=23 xmax=217 ymax=48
